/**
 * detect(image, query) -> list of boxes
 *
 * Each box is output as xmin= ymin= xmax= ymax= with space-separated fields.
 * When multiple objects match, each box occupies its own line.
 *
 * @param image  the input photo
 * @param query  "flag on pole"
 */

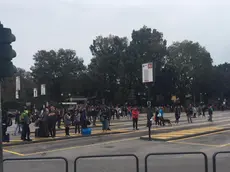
xmin=41 ymin=84 xmax=46 ymax=95
xmin=16 ymin=76 xmax=20 ymax=91
xmin=33 ymin=88 xmax=38 ymax=97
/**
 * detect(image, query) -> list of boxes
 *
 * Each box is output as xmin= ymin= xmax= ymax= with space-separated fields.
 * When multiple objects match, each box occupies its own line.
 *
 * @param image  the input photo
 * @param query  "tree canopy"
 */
xmin=2 ymin=26 xmax=229 ymax=106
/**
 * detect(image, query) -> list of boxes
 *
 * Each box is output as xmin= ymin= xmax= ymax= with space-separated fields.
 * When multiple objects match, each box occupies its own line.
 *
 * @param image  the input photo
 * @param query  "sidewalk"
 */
xmin=4 ymin=127 xmax=129 ymax=146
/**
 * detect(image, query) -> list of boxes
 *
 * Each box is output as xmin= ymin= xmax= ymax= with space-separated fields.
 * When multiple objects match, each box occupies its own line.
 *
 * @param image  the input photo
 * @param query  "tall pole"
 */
xmin=0 ymin=82 xmax=3 ymax=172
xmin=147 ymin=83 xmax=152 ymax=141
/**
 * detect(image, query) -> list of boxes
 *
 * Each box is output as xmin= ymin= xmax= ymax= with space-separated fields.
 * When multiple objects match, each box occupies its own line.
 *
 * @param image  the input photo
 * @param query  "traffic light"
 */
xmin=0 ymin=22 xmax=17 ymax=79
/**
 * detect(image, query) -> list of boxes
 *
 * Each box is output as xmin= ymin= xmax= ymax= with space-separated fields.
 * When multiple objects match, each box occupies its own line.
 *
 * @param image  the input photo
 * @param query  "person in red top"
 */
xmin=132 ymin=107 xmax=139 ymax=130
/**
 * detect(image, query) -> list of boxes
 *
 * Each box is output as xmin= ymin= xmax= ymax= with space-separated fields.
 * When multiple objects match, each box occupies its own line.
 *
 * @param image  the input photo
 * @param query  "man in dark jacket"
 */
xmin=47 ymin=106 xmax=57 ymax=137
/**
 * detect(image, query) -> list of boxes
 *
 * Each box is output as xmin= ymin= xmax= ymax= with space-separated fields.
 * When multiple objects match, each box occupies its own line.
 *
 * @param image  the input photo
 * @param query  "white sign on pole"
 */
xmin=142 ymin=62 xmax=153 ymax=83
xmin=15 ymin=76 xmax=20 ymax=91
xmin=15 ymin=90 xmax=19 ymax=99
xmin=41 ymin=84 xmax=46 ymax=95
xmin=33 ymin=88 xmax=38 ymax=97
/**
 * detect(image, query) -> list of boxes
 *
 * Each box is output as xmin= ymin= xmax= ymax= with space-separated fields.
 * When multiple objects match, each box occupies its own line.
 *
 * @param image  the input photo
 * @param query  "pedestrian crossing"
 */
xmin=140 ymin=126 xmax=226 ymax=141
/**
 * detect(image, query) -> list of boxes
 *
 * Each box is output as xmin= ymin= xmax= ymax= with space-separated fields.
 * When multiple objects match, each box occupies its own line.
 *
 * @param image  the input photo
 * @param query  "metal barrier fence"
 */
xmin=3 ymin=157 xmax=69 ymax=172
xmin=213 ymin=151 xmax=230 ymax=172
xmin=145 ymin=152 xmax=208 ymax=172
xmin=74 ymin=154 xmax=139 ymax=172
xmin=3 ymin=151 xmax=230 ymax=172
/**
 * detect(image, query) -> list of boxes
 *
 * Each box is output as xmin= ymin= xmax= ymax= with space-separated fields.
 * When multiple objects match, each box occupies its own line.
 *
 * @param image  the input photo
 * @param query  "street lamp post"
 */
xmin=142 ymin=62 xmax=156 ymax=141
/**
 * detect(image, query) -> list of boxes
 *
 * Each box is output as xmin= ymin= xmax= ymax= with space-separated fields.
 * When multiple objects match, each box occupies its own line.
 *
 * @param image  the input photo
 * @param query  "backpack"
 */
xmin=208 ymin=107 xmax=213 ymax=114
xmin=100 ymin=114 xmax=105 ymax=122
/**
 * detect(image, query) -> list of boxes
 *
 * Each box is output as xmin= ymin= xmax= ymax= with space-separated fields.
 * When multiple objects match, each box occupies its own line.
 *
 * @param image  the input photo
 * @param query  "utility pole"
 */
xmin=142 ymin=62 xmax=156 ymax=141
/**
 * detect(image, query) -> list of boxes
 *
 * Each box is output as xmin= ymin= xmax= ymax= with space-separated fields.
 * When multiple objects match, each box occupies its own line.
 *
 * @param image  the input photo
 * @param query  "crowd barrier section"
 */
xmin=144 ymin=152 xmax=208 ymax=172
xmin=213 ymin=151 xmax=230 ymax=172
xmin=4 ymin=151 xmax=230 ymax=172
xmin=3 ymin=157 xmax=69 ymax=172
xmin=74 ymin=154 xmax=139 ymax=172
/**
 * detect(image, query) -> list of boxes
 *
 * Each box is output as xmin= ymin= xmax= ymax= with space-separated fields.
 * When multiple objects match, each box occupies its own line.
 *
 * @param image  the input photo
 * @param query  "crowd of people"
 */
xmin=8 ymin=104 xmax=142 ymax=141
xmin=1 ymin=103 xmax=215 ymax=142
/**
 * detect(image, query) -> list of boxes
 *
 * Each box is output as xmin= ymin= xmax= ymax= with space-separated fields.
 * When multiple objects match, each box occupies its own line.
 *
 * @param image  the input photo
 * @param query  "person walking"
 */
xmin=132 ymin=107 xmax=139 ymax=130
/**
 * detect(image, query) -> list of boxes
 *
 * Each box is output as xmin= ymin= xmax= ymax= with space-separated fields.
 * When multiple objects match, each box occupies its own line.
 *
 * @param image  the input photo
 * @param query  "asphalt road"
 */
xmin=3 ymin=111 xmax=230 ymax=172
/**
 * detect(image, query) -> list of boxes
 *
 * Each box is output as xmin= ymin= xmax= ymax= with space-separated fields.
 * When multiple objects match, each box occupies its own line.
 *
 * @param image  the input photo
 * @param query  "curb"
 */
xmin=29 ymin=124 xmax=112 ymax=134
xmin=3 ymin=131 xmax=128 ymax=147
xmin=140 ymin=128 xmax=230 ymax=141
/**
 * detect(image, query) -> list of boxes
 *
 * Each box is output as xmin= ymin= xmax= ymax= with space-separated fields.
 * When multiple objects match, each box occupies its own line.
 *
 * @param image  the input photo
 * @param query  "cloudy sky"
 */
xmin=1 ymin=0 xmax=230 ymax=70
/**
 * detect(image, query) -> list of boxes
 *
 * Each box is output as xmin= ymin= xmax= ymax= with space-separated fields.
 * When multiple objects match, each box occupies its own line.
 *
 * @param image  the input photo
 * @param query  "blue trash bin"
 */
xmin=82 ymin=128 xmax=92 ymax=136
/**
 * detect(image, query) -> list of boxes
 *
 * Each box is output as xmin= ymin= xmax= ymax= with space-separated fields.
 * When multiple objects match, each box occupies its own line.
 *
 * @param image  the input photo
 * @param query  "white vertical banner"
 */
xmin=41 ymin=84 xmax=46 ymax=95
xmin=142 ymin=62 xmax=154 ymax=83
xmin=15 ymin=76 xmax=20 ymax=91
xmin=15 ymin=90 xmax=19 ymax=99
xmin=33 ymin=88 xmax=38 ymax=97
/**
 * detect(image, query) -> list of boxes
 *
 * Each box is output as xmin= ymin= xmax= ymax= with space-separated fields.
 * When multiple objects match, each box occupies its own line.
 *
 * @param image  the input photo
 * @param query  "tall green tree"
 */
xmin=128 ymin=26 xmax=167 ymax=103
xmin=31 ymin=49 xmax=86 ymax=101
xmin=167 ymin=40 xmax=213 ymax=103
xmin=89 ymin=35 xmax=129 ymax=104
xmin=213 ymin=63 xmax=230 ymax=99
xmin=2 ymin=68 xmax=35 ymax=103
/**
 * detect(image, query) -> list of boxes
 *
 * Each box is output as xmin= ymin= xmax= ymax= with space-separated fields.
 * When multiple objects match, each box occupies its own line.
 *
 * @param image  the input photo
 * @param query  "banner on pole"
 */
xmin=33 ymin=88 xmax=38 ymax=97
xmin=142 ymin=62 xmax=154 ymax=83
xmin=15 ymin=76 xmax=20 ymax=91
xmin=41 ymin=84 xmax=46 ymax=95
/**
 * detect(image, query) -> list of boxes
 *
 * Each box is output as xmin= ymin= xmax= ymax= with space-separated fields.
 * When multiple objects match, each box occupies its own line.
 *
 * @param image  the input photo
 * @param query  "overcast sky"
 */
xmin=1 ymin=0 xmax=230 ymax=70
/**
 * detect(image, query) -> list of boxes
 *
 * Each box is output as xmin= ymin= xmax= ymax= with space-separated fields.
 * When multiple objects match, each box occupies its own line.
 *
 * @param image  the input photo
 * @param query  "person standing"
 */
xmin=2 ymin=108 xmax=8 ymax=140
xmin=40 ymin=108 xmax=49 ymax=137
xmin=159 ymin=107 xmax=164 ymax=126
xmin=56 ymin=109 xmax=62 ymax=129
xmin=100 ymin=107 xmax=109 ymax=132
xmin=14 ymin=110 xmax=21 ymax=135
xmin=193 ymin=106 xmax=197 ymax=118
xmin=47 ymin=106 xmax=57 ymax=137
xmin=208 ymin=105 xmax=213 ymax=122
xmin=132 ymin=107 xmax=139 ymax=130
xmin=174 ymin=105 xmax=181 ymax=124
xmin=20 ymin=107 xmax=32 ymax=141
xmin=64 ymin=112 xmax=71 ymax=136
xmin=187 ymin=104 xmax=193 ymax=123
xmin=74 ymin=109 xmax=81 ymax=134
